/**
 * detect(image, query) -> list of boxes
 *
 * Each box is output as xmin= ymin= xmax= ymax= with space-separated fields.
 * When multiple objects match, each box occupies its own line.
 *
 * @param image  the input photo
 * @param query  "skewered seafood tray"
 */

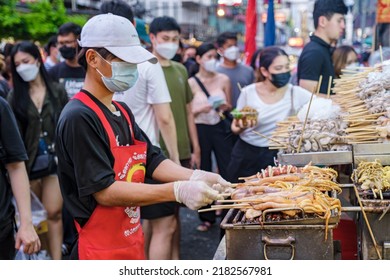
xmin=352 ymin=159 xmax=390 ymax=199
xmin=220 ymin=208 xmax=337 ymax=260
xmin=209 ymin=163 xmax=342 ymax=260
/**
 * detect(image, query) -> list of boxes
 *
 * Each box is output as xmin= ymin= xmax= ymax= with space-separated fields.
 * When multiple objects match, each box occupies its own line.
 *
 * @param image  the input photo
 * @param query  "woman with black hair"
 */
xmin=188 ymin=42 xmax=234 ymax=231
xmin=227 ymin=46 xmax=312 ymax=183
xmin=8 ymin=41 xmax=68 ymax=260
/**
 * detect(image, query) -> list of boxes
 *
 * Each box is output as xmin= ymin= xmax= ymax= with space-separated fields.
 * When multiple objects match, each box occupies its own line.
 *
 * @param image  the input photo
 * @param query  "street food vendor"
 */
xmin=55 ymin=13 xmax=229 ymax=260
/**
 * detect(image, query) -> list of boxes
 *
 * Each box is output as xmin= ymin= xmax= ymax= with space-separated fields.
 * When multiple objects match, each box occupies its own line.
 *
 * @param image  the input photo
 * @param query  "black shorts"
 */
xmin=140 ymin=177 xmax=178 ymax=220
xmin=140 ymin=202 xmax=178 ymax=220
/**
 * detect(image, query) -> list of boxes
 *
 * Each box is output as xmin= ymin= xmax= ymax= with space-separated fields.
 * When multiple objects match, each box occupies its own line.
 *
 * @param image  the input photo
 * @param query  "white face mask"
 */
xmin=96 ymin=53 xmax=138 ymax=93
xmin=155 ymin=42 xmax=179 ymax=60
xmin=16 ymin=62 xmax=39 ymax=82
xmin=203 ymin=58 xmax=217 ymax=73
xmin=223 ymin=46 xmax=240 ymax=61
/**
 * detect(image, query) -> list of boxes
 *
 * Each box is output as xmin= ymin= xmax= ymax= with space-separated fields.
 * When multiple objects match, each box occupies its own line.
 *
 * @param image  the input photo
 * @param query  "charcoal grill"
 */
xmin=220 ymin=208 xmax=339 ymax=260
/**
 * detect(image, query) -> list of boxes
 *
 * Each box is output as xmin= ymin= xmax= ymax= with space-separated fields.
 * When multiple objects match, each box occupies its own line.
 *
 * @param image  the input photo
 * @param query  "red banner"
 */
xmin=244 ymin=0 xmax=257 ymax=65
xmin=377 ymin=0 xmax=390 ymax=23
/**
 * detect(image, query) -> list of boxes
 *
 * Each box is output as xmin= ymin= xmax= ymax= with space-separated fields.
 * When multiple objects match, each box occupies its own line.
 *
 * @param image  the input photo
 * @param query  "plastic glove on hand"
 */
xmin=190 ymin=170 xmax=231 ymax=192
xmin=173 ymin=181 xmax=223 ymax=210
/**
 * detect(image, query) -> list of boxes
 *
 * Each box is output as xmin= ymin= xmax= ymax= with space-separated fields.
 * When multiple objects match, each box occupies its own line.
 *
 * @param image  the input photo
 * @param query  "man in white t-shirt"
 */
xmin=114 ymin=61 xmax=179 ymax=162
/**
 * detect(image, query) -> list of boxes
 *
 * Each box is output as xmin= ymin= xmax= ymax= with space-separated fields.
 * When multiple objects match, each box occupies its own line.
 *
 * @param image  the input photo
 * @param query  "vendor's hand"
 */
xmin=15 ymin=223 xmax=41 ymax=255
xmin=173 ymin=181 xmax=222 ymax=210
xmin=190 ymin=169 xmax=231 ymax=192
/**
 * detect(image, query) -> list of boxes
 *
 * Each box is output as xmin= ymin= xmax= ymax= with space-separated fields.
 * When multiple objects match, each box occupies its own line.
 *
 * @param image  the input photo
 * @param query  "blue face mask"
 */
xmin=95 ymin=52 xmax=138 ymax=92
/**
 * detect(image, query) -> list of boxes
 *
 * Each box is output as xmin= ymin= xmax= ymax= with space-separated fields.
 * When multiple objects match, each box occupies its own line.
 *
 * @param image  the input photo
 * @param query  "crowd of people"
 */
xmin=0 ymin=0 xmax=386 ymax=260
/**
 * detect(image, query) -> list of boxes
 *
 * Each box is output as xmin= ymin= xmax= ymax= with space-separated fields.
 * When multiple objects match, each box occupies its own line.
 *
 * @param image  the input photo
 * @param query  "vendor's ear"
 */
xmin=85 ymin=49 xmax=99 ymax=67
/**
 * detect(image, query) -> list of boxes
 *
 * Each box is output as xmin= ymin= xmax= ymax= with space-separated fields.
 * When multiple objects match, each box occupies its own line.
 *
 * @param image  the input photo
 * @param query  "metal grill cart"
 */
xmin=214 ymin=209 xmax=338 ymax=260
xmin=352 ymin=143 xmax=390 ymax=260
xmin=277 ymin=150 xmax=356 ymax=259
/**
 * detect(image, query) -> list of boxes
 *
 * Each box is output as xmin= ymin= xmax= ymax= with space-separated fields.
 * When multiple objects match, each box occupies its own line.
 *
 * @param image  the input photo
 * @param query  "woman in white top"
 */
xmin=227 ymin=46 xmax=312 ymax=183
xmin=188 ymin=43 xmax=233 ymax=230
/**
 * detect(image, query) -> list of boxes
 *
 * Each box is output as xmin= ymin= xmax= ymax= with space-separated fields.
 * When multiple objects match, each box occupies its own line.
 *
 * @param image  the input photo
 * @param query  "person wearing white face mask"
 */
xmin=55 ymin=13 xmax=230 ymax=260
xmin=98 ymin=1 xmax=181 ymax=261
xmin=216 ymin=32 xmax=255 ymax=109
xmin=8 ymin=41 xmax=69 ymax=260
xmin=144 ymin=16 xmax=203 ymax=260
xmin=188 ymin=43 xmax=234 ymax=232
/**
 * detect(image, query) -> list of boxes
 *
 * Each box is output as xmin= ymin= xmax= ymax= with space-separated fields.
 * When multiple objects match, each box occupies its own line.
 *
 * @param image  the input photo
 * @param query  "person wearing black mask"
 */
xmin=48 ymin=22 xmax=86 ymax=99
xmin=226 ymin=46 xmax=313 ymax=183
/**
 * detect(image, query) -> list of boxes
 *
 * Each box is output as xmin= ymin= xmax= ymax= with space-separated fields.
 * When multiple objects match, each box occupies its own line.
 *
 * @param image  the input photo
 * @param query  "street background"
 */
xmin=179 ymin=207 xmax=223 ymax=260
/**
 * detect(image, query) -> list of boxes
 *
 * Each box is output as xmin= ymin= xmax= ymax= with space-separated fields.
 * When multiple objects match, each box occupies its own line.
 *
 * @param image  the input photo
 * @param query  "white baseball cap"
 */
xmin=79 ymin=13 xmax=157 ymax=64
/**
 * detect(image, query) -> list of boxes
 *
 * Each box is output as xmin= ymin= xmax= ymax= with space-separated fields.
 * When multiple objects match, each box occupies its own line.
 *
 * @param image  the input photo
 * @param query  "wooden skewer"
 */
xmin=353 ymin=184 xmax=382 ymax=259
xmin=348 ymin=140 xmax=383 ymax=144
xmin=315 ymin=75 xmax=323 ymax=96
xmin=327 ymin=76 xmax=332 ymax=99
xmin=252 ymin=130 xmax=289 ymax=148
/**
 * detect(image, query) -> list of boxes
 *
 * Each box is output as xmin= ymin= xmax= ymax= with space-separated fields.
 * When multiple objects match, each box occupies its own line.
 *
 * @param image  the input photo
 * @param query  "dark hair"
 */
xmin=313 ymin=0 xmax=348 ymax=29
xmin=332 ymin=45 xmax=357 ymax=78
xmin=58 ymin=22 xmax=82 ymax=37
xmin=216 ymin=32 xmax=237 ymax=47
xmin=77 ymin=47 xmax=116 ymax=70
xmin=99 ymin=0 xmax=134 ymax=23
xmin=9 ymin=41 xmax=55 ymax=128
xmin=149 ymin=16 xmax=181 ymax=35
xmin=257 ymin=46 xmax=288 ymax=81
xmin=188 ymin=42 xmax=216 ymax=77
xmin=250 ymin=48 xmax=263 ymax=71
xmin=44 ymin=35 xmax=57 ymax=55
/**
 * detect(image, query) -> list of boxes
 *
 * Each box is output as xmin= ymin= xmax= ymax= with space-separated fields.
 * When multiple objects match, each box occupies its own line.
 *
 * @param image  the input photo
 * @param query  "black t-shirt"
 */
xmin=0 ymin=97 xmax=28 ymax=227
xmin=55 ymin=90 xmax=166 ymax=225
xmin=297 ymin=35 xmax=335 ymax=95
xmin=48 ymin=62 xmax=86 ymax=99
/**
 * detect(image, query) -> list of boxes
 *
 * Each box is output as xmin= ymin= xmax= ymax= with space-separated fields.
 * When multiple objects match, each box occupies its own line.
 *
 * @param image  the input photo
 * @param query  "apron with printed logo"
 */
xmin=73 ymin=92 xmax=147 ymax=260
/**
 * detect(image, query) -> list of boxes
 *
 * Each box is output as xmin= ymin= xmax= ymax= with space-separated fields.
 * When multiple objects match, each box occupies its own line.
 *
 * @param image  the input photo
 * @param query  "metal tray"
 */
xmin=353 ymin=143 xmax=390 ymax=166
xmin=354 ymin=155 xmax=390 ymax=166
xmin=277 ymin=151 xmax=353 ymax=166
xmin=353 ymin=143 xmax=390 ymax=155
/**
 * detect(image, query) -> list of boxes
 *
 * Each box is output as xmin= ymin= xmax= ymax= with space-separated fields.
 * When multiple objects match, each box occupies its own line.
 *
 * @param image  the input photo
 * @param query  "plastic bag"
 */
xmin=14 ymin=245 xmax=39 ymax=260
xmin=13 ymin=190 xmax=48 ymax=231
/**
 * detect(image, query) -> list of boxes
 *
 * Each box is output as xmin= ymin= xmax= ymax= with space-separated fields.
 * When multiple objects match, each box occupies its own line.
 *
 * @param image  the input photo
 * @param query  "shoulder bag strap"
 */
xmin=289 ymin=86 xmax=295 ymax=116
xmin=193 ymin=75 xmax=210 ymax=98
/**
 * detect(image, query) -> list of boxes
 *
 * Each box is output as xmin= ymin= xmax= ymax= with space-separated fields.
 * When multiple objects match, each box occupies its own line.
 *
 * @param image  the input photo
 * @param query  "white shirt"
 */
xmin=238 ymin=84 xmax=312 ymax=147
xmin=114 ymin=61 xmax=171 ymax=146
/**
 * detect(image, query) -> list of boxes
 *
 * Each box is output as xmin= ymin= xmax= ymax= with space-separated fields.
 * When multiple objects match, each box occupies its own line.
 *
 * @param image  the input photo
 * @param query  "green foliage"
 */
xmin=0 ymin=0 xmax=88 ymax=43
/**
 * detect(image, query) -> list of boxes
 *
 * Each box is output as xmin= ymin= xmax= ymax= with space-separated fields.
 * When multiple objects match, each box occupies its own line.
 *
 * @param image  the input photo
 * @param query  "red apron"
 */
xmin=73 ymin=92 xmax=147 ymax=260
